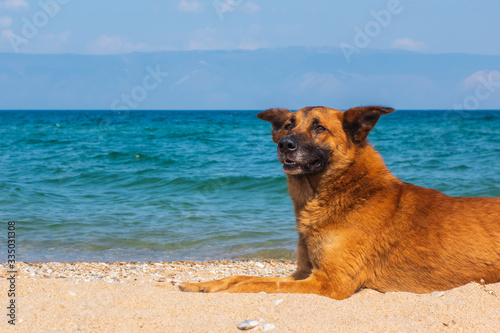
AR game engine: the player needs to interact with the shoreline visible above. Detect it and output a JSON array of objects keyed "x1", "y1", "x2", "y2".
[
  {"x1": 0, "y1": 260, "x2": 297, "y2": 283},
  {"x1": 1, "y1": 260, "x2": 499, "y2": 332}
]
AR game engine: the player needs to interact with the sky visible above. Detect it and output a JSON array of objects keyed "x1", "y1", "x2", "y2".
[
  {"x1": 1, "y1": 0, "x2": 500, "y2": 55},
  {"x1": 1, "y1": 0, "x2": 500, "y2": 110}
]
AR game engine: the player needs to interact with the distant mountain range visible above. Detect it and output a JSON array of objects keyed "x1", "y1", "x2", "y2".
[{"x1": 1, "y1": 47, "x2": 499, "y2": 110}]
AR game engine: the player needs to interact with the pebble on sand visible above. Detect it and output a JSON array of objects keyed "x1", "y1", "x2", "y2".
[
  {"x1": 273, "y1": 299, "x2": 283, "y2": 306},
  {"x1": 263, "y1": 323, "x2": 276, "y2": 331},
  {"x1": 431, "y1": 291, "x2": 445, "y2": 297},
  {"x1": 237, "y1": 320, "x2": 259, "y2": 330}
]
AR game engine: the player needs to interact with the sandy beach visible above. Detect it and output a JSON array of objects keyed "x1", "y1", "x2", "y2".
[{"x1": 1, "y1": 260, "x2": 499, "y2": 332}]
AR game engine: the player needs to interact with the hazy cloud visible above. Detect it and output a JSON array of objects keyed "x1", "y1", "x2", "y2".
[
  {"x1": 177, "y1": 0, "x2": 202, "y2": 13},
  {"x1": 186, "y1": 27, "x2": 264, "y2": 50},
  {"x1": 186, "y1": 27, "x2": 233, "y2": 50},
  {"x1": 44, "y1": 30, "x2": 71, "y2": 44},
  {"x1": 0, "y1": 29, "x2": 71, "y2": 53},
  {"x1": 33, "y1": 31, "x2": 71, "y2": 53},
  {"x1": 187, "y1": 38, "x2": 232, "y2": 50},
  {"x1": 0, "y1": 16, "x2": 13, "y2": 28},
  {"x1": 391, "y1": 38, "x2": 425, "y2": 51},
  {"x1": 296, "y1": 72, "x2": 342, "y2": 95},
  {"x1": 462, "y1": 70, "x2": 500, "y2": 89},
  {"x1": 1, "y1": 0, "x2": 29, "y2": 10},
  {"x1": 1, "y1": 28, "x2": 13, "y2": 38},
  {"x1": 245, "y1": 1, "x2": 260, "y2": 13},
  {"x1": 213, "y1": 0, "x2": 259, "y2": 18},
  {"x1": 87, "y1": 35, "x2": 149, "y2": 55}
]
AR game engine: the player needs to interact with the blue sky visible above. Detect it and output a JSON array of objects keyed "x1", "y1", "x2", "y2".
[
  {"x1": 1, "y1": 0, "x2": 500, "y2": 110},
  {"x1": 1, "y1": 0, "x2": 500, "y2": 55}
]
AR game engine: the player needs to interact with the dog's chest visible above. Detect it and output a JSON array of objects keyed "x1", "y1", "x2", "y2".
[
  {"x1": 297, "y1": 207, "x2": 333, "y2": 249},
  {"x1": 301, "y1": 223, "x2": 344, "y2": 267},
  {"x1": 295, "y1": 197, "x2": 338, "y2": 233}
]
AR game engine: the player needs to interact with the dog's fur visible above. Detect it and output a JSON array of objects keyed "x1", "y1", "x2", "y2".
[{"x1": 179, "y1": 106, "x2": 500, "y2": 300}]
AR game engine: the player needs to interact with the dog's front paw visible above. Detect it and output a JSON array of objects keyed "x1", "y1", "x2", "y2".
[{"x1": 178, "y1": 281, "x2": 210, "y2": 293}]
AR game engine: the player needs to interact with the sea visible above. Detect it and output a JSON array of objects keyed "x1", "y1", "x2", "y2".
[{"x1": 1, "y1": 110, "x2": 499, "y2": 263}]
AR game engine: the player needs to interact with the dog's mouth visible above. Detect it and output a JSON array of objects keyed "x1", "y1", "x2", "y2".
[{"x1": 283, "y1": 158, "x2": 322, "y2": 174}]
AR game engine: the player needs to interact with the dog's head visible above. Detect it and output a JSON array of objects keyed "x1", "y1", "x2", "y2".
[{"x1": 257, "y1": 106, "x2": 394, "y2": 176}]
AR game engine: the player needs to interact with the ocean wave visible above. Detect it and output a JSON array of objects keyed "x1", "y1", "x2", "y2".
[{"x1": 164, "y1": 175, "x2": 287, "y2": 193}]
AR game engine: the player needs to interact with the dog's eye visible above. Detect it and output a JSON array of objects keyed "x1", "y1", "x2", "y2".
[
  {"x1": 284, "y1": 123, "x2": 293, "y2": 131},
  {"x1": 315, "y1": 125, "x2": 327, "y2": 133}
]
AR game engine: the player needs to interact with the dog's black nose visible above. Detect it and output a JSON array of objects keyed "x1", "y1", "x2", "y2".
[{"x1": 278, "y1": 137, "x2": 297, "y2": 153}]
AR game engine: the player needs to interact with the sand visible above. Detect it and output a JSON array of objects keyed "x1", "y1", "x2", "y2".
[{"x1": 1, "y1": 261, "x2": 499, "y2": 332}]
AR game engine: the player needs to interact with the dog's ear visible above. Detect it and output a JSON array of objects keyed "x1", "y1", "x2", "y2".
[
  {"x1": 342, "y1": 106, "x2": 395, "y2": 143},
  {"x1": 257, "y1": 108, "x2": 291, "y2": 130},
  {"x1": 257, "y1": 108, "x2": 291, "y2": 143}
]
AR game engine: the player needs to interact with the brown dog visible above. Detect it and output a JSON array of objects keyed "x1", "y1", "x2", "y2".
[{"x1": 179, "y1": 106, "x2": 500, "y2": 299}]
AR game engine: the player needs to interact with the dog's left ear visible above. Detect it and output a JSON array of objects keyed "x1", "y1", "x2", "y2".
[{"x1": 342, "y1": 106, "x2": 395, "y2": 143}]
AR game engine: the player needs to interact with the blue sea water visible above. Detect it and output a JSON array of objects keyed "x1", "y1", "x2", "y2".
[{"x1": 1, "y1": 110, "x2": 499, "y2": 262}]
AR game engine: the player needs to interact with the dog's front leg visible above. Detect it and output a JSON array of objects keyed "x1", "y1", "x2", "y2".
[
  {"x1": 179, "y1": 275, "x2": 295, "y2": 293},
  {"x1": 223, "y1": 270, "x2": 348, "y2": 298},
  {"x1": 180, "y1": 238, "x2": 314, "y2": 293},
  {"x1": 292, "y1": 236, "x2": 313, "y2": 280}
]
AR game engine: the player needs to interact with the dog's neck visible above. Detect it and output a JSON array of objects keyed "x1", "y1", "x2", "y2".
[
  {"x1": 287, "y1": 173, "x2": 322, "y2": 215},
  {"x1": 287, "y1": 145, "x2": 396, "y2": 217}
]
